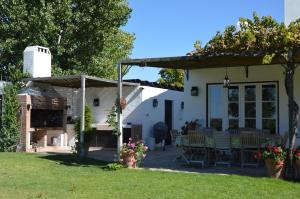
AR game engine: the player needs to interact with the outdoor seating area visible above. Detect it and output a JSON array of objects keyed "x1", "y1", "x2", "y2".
[{"x1": 176, "y1": 128, "x2": 288, "y2": 168}]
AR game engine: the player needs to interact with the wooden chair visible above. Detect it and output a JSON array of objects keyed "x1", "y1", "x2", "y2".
[
  {"x1": 170, "y1": 129, "x2": 182, "y2": 146},
  {"x1": 230, "y1": 133, "x2": 241, "y2": 165},
  {"x1": 180, "y1": 135, "x2": 190, "y2": 164},
  {"x1": 213, "y1": 131, "x2": 231, "y2": 167},
  {"x1": 240, "y1": 132, "x2": 261, "y2": 168},
  {"x1": 187, "y1": 131, "x2": 206, "y2": 167}
]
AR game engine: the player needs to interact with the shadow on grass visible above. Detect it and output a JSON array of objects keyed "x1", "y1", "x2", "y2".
[{"x1": 39, "y1": 153, "x2": 109, "y2": 168}]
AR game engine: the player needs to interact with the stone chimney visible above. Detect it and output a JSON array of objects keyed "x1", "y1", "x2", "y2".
[
  {"x1": 23, "y1": 46, "x2": 51, "y2": 78},
  {"x1": 284, "y1": 0, "x2": 300, "y2": 26}
]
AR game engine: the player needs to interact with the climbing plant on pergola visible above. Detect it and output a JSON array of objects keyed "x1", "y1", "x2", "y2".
[{"x1": 192, "y1": 12, "x2": 300, "y2": 177}]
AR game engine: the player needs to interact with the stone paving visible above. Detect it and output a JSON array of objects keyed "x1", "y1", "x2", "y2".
[{"x1": 87, "y1": 146, "x2": 268, "y2": 177}]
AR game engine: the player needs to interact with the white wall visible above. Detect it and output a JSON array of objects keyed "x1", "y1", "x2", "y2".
[
  {"x1": 124, "y1": 86, "x2": 184, "y2": 141},
  {"x1": 184, "y1": 65, "x2": 300, "y2": 145},
  {"x1": 54, "y1": 85, "x2": 184, "y2": 144},
  {"x1": 285, "y1": 0, "x2": 300, "y2": 25}
]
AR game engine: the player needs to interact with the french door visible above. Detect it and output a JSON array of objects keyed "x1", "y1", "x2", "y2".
[{"x1": 208, "y1": 82, "x2": 278, "y2": 134}]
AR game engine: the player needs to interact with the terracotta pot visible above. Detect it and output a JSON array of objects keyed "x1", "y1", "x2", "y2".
[
  {"x1": 295, "y1": 159, "x2": 300, "y2": 179},
  {"x1": 124, "y1": 155, "x2": 137, "y2": 168},
  {"x1": 296, "y1": 159, "x2": 300, "y2": 168},
  {"x1": 265, "y1": 158, "x2": 284, "y2": 178}
]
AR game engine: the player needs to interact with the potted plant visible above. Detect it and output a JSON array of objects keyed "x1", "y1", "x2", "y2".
[
  {"x1": 257, "y1": 145, "x2": 287, "y2": 178},
  {"x1": 120, "y1": 138, "x2": 148, "y2": 168},
  {"x1": 293, "y1": 147, "x2": 300, "y2": 178}
]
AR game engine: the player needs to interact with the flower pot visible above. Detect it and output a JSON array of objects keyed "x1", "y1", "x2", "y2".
[
  {"x1": 124, "y1": 155, "x2": 137, "y2": 168},
  {"x1": 296, "y1": 159, "x2": 300, "y2": 168},
  {"x1": 295, "y1": 159, "x2": 300, "y2": 179},
  {"x1": 265, "y1": 158, "x2": 284, "y2": 178}
]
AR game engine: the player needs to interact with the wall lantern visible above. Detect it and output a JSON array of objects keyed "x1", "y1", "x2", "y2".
[
  {"x1": 191, "y1": 87, "x2": 198, "y2": 96},
  {"x1": 93, "y1": 98, "x2": 100, "y2": 107},
  {"x1": 181, "y1": 101, "x2": 184, "y2": 109},
  {"x1": 152, "y1": 99, "x2": 158, "y2": 108},
  {"x1": 223, "y1": 67, "x2": 230, "y2": 88},
  {"x1": 27, "y1": 104, "x2": 31, "y2": 111}
]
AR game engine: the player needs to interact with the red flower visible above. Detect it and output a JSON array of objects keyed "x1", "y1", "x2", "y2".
[
  {"x1": 296, "y1": 152, "x2": 300, "y2": 157},
  {"x1": 273, "y1": 147, "x2": 279, "y2": 153},
  {"x1": 276, "y1": 161, "x2": 284, "y2": 166}
]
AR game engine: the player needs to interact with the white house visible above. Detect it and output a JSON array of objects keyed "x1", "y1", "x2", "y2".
[
  {"x1": 18, "y1": 46, "x2": 184, "y2": 152},
  {"x1": 119, "y1": 0, "x2": 300, "y2": 148}
]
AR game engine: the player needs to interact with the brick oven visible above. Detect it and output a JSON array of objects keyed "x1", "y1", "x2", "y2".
[{"x1": 18, "y1": 83, "x2": 67, "y2": 152}]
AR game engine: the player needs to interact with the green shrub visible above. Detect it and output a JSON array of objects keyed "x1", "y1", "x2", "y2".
[
  {"x1": 73, "y1": 105, "x2": 95, "y2": 155},
  {"x1": 105, "y1": 163, "x2": 125, "y2": 171}
]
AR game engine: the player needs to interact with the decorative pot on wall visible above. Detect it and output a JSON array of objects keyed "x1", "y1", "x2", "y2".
[{"x1": 191, "y1": 87, "x2": 198, "y2": 96}]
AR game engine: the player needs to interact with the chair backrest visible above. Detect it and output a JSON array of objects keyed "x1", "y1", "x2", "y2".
[
  {"x1": 131, "y1": 124, "x2": 142, "y2": 142},
  {"x1": 170, "y1": 129, "x2": 180, "y2": 141},
  {"x1": 199, "y1": 128, "x2": 215, "y2": 134},
  {"x1": 230, "y1": 134, "x2": 241, "y2": 148},
  {"x1": 241, "y1": 132, "x2": 261, "y2": 149},
  {"x1": 181, "y1": 135, "x2": 189, "y2": 146},
  {"x1": 213, "y1": 131, "x2": 231, "y2": 149},
  {"x1": 187, "y1": 131, "x2": 206, "y2": 147}
]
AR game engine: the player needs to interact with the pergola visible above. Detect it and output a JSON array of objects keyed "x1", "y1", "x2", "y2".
[
  {"x1": 26, "y1": 75, "x2": 139, "y2": 155},
  {"x1": 118, "y1": 53, "x2": 300, "y2": 162}
]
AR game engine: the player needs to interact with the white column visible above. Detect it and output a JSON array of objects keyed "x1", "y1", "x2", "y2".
[
  {"x1": 117, "y1": 63, "x2": 123, "y2": 156},
  {"x1": 80, "y1": 75, "x2": 86, "y2": 156},
  {"x1": 60, "y1": 133, "x2": 64, "y2": 147},
  {"x1": 285, "y1": 0, "x2": 300, "y2": 25}
]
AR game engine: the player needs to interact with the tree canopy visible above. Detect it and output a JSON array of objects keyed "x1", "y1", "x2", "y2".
[
  {"x1": 158, "y1": 68, "x2": 184, "y2": 89},
  {"x1": 0, "y1": 0, "x2": 134, "y2": 80}
]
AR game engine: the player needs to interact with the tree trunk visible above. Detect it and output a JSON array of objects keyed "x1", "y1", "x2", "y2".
[{"x1": 285, "y1": 59, "x2": 299, "y2": 179}]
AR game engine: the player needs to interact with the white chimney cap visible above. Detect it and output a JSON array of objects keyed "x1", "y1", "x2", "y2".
[{"x1": 23, "y1": 46, "x2": 52, "y2": 78}]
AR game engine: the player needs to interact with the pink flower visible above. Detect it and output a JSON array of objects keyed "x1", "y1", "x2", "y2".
[{"x1": 142, "y1": 154, "x2": 146, "y2": 158}]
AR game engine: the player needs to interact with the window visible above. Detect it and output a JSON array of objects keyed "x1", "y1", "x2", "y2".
[
  {"x1": 262, "y1": 85, "x2": 277, "y2": 134},
  {"x1": 208, "y1": 85, "x2": 223, "y2": 131},
  {"x1": 228, "y1": 86, "x2": 239, "y2": 129},
  {"x1": 207, "y1": 82, "x2": 278, "y2": 133},
  {"x1": 245, "y1": 85, "x2": 256, "y2": 129}
]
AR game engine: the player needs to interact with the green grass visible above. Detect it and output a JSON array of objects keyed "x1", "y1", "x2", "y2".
[{"x1": 0, "y1": 153, "x2": 299, "y2": 199}]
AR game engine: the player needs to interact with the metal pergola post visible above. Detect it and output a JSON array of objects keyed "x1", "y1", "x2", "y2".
[
  {"x1": 80, "y1": 75, "x2": 86, "y2": 157},
  {"x1": 117, "y1": 62, "x2": 123, "y2": 156}
]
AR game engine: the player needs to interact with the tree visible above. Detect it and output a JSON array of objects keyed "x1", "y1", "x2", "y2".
[
  {"x1": 0, "y1": 0, "x2": 134, "y2": 80},
  {"x1": 158, "y1": 68, "x2": 184, "y2": 89},
  {"x1": 192, "y1": 12, "x2": 300, "y2": 178},
  {"x1": 0, "y1": 67, "x2": 28, "y2": 152}
]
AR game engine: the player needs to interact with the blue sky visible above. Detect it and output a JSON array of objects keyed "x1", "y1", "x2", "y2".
[{"x1": 123, "y1": 0, "x2": 283, "y2": 81}]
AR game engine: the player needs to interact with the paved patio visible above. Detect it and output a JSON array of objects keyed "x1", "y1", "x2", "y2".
[{"x1": 87, "y1": 146, "x2": 268, "y2": 177}]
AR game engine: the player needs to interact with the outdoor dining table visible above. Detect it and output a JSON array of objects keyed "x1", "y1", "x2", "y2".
[{"x1": 178, "y1": 130, "x2": 286, "y2": 167}]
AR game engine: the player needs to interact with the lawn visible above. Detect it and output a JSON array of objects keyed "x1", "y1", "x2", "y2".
[{"x1": 0, "y1": 153, "x2": 299, "y2": 199}]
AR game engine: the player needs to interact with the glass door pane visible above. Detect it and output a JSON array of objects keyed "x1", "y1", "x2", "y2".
[
  {"x1": 245, "y1": 85, "x2": 256, "y2": 128},
  {"x1": 208, "y1": 85, "x2": 223, "y2": 131},
  {"x1": 262, "y1": 84, "x2": 277, "y2": 134},
  {"x1": 228, "y1": 86, "x2": 239, "y2": 129}
]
